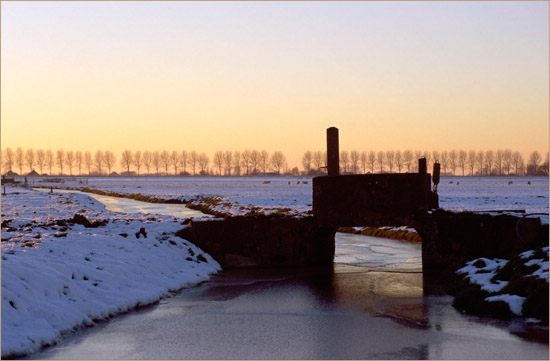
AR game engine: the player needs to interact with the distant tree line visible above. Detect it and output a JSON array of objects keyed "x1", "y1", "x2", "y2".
[
  {"x1": 301, "y1": 149, "x2": 549, "y2": 177},
  {"x1": 1, "y1": 148, "x2": 289, "y2": 177},
  {"x1": 2, "y1": 147, "x2": 548, "y2": 177}
]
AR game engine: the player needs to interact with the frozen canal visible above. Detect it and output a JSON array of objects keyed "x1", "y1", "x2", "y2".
[{"x1": 26, "y1": 234, "x2": 548, "y2": 360}]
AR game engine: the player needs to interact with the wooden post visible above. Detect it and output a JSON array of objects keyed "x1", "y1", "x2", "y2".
[
  {"x1": 418, "y1": 157, "x2": 427, "y2": 174},
  {"x1": 327, "y1": 127, "x2": 339, "y2": 176},
  {"x1": 432, "y1": 162, "x2": 440, "y2": 190}
]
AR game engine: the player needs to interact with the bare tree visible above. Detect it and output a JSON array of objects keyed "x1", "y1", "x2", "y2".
[
  {"x1": 259, "y1": 150, "x2": 269, "y2": 173},
  {"x1": 512, "y1": 151, "x2": 522, "y2": 176},
  {"x1": 152, "y1": 151, "x2": 161, "y2": 175},
  {"x1": 495, "y1": 150, "x2": 503, "y2": 176},
  {"x1": 403, "y1": 150, "x2": 413, "y2": 172},
  {"x1": 104, "y1": 151, "x2": 116, "y2": 175},
  {"x1": 84, "y1": 152, "x2": 92, "y2": 175},
  {"x1": 475, "y1": 151, "x2": 484, "y2": 176},
  {"x1": 385, "y1": 150, "x2": 395, "y2": 173},
  {"x1": 160, "y1": 150, "x2": 170, "y2": 175},
  {"x1": 65, "y1": 150, "x2": 75, "y2": 175},
  {"x1": 340, "y1": 151, "x2": 350, "y2": 173},
  {"x1": 142, "y1": 151, "x2": 152, "y2": 175},
  {"x1": 170, "y1": 150, "x2": 180, "y2": 175},
  {"x1": 180, "y1": 150, "x2": 188, "y2": 174},
  {"x1": 376, "y1": 151, "x2": 385, "y2": 173},
  {"x1": 432, "y1": 150, "x2": 440, "y2": 164},
  {"x1": 120, "y1": 150, "x2": 133, "y2": 175},
  {"x1": 502, "y1": 149, "x2": 512, "y2": 175},
  {"x1": 223, "y1": 151, "x2": 233, "y2": 176},
  {"x1": 423, "y1": 151, "x2": 432, "y2": 170},
  {"x1": 198, "y1": 153, "x2": 209, "y2": 175},
  {"x1": 528, "y1": 150, "x2": 541, "y2": 175},
  {"x1": 189, "y1": 151, "x2": 198, "y2": 175},
  {"x1": 250, "y1": 150, "x2": 260, "y2": 174},
  {"x1": 350, "y1": 150, "x2": 360, "y2": 174},
  {"x1": 542, "y1": 152, "x2": 550, "y2": 175},
  {"x1": 467, "y1": 150, "x2": 476, "y2": 176},
  {"x1": 133, "y1": 150, "x2": 142, "y2": 176},
  {"x1": 45, "y1": 150, "x2": 54, "y2": 175},
  {"x1": 395, "y1": 150, "x2": 403, "y2": 173},
  {"x1": 3, "y1": 147, "x2": 14, "y2": 173},
  {"x1": 359, "y1": 151, "x2": 367, "y2": 174},
  {"x1": 94, "y1": 150, "x2": 104, "y2": 175},
  {"x1": 270, "y1": 151, "x2": 286, "y2": 174},
  {"x1": 312, "y1": 151, "x2": 324, "y2": 172},
  {"x1": 518, "y1": 157, "x2": 526, "y2": 176},
  {"x1": 25, "y1": 148, "x2": 35, "y2": 174},
  {"x1": 36, "y1": 149, "x2": 46, "y2": 175},
  {"x1": 440, "y1": 150, "x2": 448, "y2": 175},
  {"x1": 367, "y1": 151, "x2": 376, "y2": 173},
  {"x1": 56, "y1": 149, "x2": 65, "y2": 175},
  {"x1": 485, "y1": 150, "x2": 494, "y2": 176},
  {"x1": 15, "y1": 147, "x2": 24, "y2": 175},
  {"x1": 213, "y1": 151, "x2": 224, "y2": 176},
  {"x1": 448, "y1": 150, "x2": 457, "y2": 176},
  {"x1": 458, "y1": 150, "x2": 467, "y2": 176},
  {"x1": 75, "y1": 151, "x2": 83, "y2": 176},
  {"x1": 233, "y1": 151, "x2": 241, "y2": 176},
  {"x1": 241, "y1": 150, "x2": 251, "y2": 175},
  {"x1": 302, "y1": 151, "x2": 313, "y2": 174}
]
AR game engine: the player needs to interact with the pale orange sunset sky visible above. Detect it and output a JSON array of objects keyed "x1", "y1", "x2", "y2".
[{"x1": 1, "y1": 1, "x2": 549, "y2": 168}]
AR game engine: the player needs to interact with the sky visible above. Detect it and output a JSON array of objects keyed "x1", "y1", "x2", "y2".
[{"x1": 1, "y1": 1, "x2": 549, "y2": 168}]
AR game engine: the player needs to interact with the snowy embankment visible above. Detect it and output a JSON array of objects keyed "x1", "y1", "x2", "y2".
[{"x1": 1, "y1": 187, "x2": 220, "y2": 358}]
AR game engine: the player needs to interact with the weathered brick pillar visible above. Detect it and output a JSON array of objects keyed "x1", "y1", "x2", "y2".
[{"x1": 327, "y1": 127, "x2": 339, "y2": 176}]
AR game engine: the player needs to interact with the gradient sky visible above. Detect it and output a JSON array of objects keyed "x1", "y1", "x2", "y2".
[{"x1": 2, "y1": 1, "x2": 549, "y2": 168}]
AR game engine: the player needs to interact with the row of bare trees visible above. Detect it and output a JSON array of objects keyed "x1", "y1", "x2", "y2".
[
  {"x1": 2, "y1": 148, "x2": 288, "y2": 177},
  {"x1": 2, "y1": 147, "x2": 548, "y2": 177},
  {"x1": 302, "y1": 149, "x2": 549, "y2": 176}
]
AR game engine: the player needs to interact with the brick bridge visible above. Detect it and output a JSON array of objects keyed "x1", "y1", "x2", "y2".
[{"x1": 179, "y1": 128, "x2": 546, "y2": 275}]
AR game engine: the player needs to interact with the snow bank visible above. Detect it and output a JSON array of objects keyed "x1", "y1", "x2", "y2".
[
  {"x1": 1, "y1": 188, "x2": 220, "y2": 358},
  {"x1": 456, "y1": 247, "x2": 549, "y2": 318}
]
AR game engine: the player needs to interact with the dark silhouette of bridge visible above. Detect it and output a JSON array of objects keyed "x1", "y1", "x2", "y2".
[{"x1": 179, "y1": 128, "x2": 546, "y2": 276}]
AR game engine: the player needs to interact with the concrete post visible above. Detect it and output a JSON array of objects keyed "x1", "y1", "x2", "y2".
[{"x1": 327, "y1": 127, "x2": 339, "y2": 176}]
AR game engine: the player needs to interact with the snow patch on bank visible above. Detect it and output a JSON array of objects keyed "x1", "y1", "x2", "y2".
[
  {"x1": 457, "y1": 258, "x2": 509, "y2": 293},
  {"x1": 456, "y1": 248, "x2": 549, "y2": 318},
  {"x1": 486, "y1": 294, "x2": 526, "y2": 316},
  {"x1": 1, "y1": 188, "x2": 220, "y2": 358}
]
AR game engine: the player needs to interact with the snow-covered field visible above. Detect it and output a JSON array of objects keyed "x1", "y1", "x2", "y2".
[
  {"x1": 1, "y1": 176, "x2": 548, "y2": 357},
  {"x1": 27, "y1": 175, "x2": 550, "y2": 222},
  {"x1": 438, "y1": 177, "x2": 549, "y2": 224},
  {"x1": 67, "y1": 176, "x2": 313, "y2": 217},
  {"x1": 1, "y1": 188, "x2": 220, "y2": 358}
]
